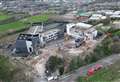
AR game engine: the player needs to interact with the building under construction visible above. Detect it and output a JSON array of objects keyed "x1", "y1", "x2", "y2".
[{"x1": 14, "y1": 22, "x2": 66, "y2": 56}]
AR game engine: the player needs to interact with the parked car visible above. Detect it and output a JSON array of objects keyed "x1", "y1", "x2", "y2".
[
  {"x1": 87, "y1": 64, "x2": 103, "y2": 76},
  {"x1": 87, "y1": 68, "x2": 95, "y2": 76},
  {"x1": 94, "y1": 64, "x2": 103, "y2": 71},
  {"x1": 47, "y1": 76, "x2": 54, "y2": 81},
  {"x1": 47, "y1": 76, "x2": 58, "y2": 81}
]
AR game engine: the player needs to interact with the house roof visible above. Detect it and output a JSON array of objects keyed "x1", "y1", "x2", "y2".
[
  {"x1": 77, "y1": 12, "x2": 92, "y2": 17},
  {"x1": 110, "y1": 15, "x2": 120, "y2": 18},
  {"x1": 76, "y1": 22, "x2": 93, "y2": 29},
  {"x1": 114, "y1": 11, "x2": 120, "y2": 15},
  {"x1": 89, "y1": 14, "x2": 107, "y2": 20},
  {"x1": 97, "y1": 10, "x2": 114, "y2": 15}
]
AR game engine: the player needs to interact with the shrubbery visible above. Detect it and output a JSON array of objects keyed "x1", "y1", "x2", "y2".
[
  {"x1": 68, "y1": 37, "x2": 113, "y2": 72},
  {"x1": 68, "y1": 57, "x2": 84, "y2": 72},
  {"x1": 45, "y1": 56, "x2": 64, "y2": 75},
  {"x1": 0, "y1": 55, "x2": 15, "y2": 82},
  {"x1": 111, "y1": 42, "x2": 120, "y2": 54}
]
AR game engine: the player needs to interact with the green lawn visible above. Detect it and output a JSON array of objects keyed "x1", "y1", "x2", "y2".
[
  {"x1": 23, "y1": 14, "x2": 50, "y2": 23},
  {"x1": 77, "y1": 61, "x2": 120, "y2": 82},
  {"x1": 0, "y1": 12, "x2": 10, "y2": 21},
  {"x1": 0, "y1": 21, "x2": 28, "y2": 33},
  {"x1": 112, "y1": 30, "x2": 120, "y2": 36},
  {"x1": 0, "y1": 13, "x2": 51, "y2": 34}
]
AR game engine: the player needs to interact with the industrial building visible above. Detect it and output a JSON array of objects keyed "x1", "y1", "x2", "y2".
[
  {"x1": 66, "y1": 22, "x2": 98, "y2": 48},
  {"x1": 43, "y1": 29, "x2": 64, "y2": 42},
  {"x1": 14, "y1": 22, "x2": 65, "y2": 55},
  {"x1": 15, "y1": 34, "x2": 40, "y2": 56}
]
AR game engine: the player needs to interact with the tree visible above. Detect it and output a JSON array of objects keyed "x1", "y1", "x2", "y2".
[{"x1": 45, "y1": 56, "x2": 64, "y2": 74}]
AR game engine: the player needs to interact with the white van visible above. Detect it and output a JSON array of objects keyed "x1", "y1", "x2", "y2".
[
  {"x1": 47, "y1": 76, "x2": 54, "y2": 81},
  {"x1": 47, "y1": 76, "x2": 58, "y2": 81}
]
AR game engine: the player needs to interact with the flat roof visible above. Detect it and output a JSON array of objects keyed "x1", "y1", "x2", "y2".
[
  {"x1": 76, "y1": 22, "x2": 93, "y2": 29},
  {"x1": 42, "y1": 29, "x2": 60, "y2": 36},
  {"x1": 17, "y1": 34, "x2": 39, "y2": 40}
]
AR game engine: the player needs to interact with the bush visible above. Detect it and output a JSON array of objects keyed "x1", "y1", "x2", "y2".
[
  {"x1": 68, "y1": 56, "x2": 84, "y2": 72},
  {"x1": 84, "y1": 37, "x2": 113, "y2": 64},
  {"x1": 102, "y1": 16, "x2": 111, "y2": 25},
  {"x1": 0, "y1": 55, "x2": 15, "y2": 82},
  {"x1": 111, "y1": 42, "x2": 120, "y2": 54},
  {"x1": 84, "y1": 53, "x2": 99, "y2": 64},
  {"x1": 67, "y1": 36, "x2": 117, "y2": 73}
]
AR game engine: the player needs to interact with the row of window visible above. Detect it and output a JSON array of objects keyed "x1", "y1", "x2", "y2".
[{"x1": 45, "y1": 32, "x2": 59, "y2": 42}]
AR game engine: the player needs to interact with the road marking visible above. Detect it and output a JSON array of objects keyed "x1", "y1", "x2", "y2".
[{"x1": 33, "y1": 26, "x2": 39, "y2": 34}]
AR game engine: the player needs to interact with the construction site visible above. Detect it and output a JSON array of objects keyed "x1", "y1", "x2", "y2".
[
  {"x1": 1, "y1": 0, "x2": 120, "y2": 82},
  {"x1": 0, "y1": 8, "x2": 116, "y2": 82},
  {"x1": 10, "y1": 19, "x2": 105, "y2": 81}
]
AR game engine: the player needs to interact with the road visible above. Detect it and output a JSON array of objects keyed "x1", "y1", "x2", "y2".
[{"x1": 49, "y1": 54, "x2": 120, "y2": 82}]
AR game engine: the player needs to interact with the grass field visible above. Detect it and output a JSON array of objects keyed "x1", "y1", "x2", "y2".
[
  {"x1": 23, "y1": 14, "x2": 50, "y2": 23},
  {"x1": 0, "y1": 13, "x2": 52, "y2": 35},
  {"x1": 0, "y1": 21, "x2": 28, "y2": 33},
  {"x1": 0, "y1": 12, "x2": 10, "y2": 21},
  {"x1": 77, "y1": 60, "x2": 120, "y2": 82}
]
